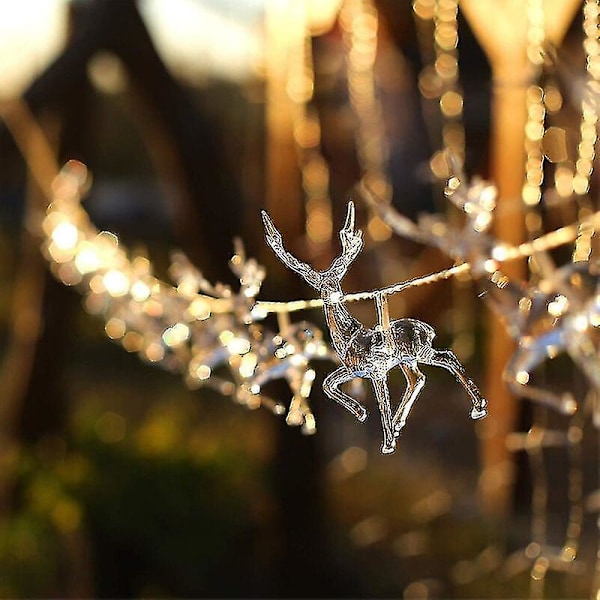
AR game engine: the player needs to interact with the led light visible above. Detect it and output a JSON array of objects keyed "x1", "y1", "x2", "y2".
[
  {"x1": 131, "y1": 280, "x2": 151, "y2": 302},
  {"x1": 74, "y1": 242, "x2": 101, "y2": 274},
  {"x1": 105, "y1": 317, "x2": 126, "y2": 339},
  {"x1": 547, "y1": 295, "x2": 569, "y2": 317},
  {"x1": 162, "y1": 323, "x2": 190, "y2": 348},
  {"x1": 219, "y1": 330, "x2": 234, "y2": 346},
  {"x1": 145, "y1": 341, "x2": 165, "y2": 362},
  {"x1": 572, "y1": 314, "x2": 589, "y2": 332},
  {"x1": 227, "y1": 337, "x2": 251, "y2": 356},
  {"x1": 239, "y1": 352, "x2": 258, "y2": 378},
  {"x1": 103, "y1": 270, "x2": 129, "y2": 297},
  {"x1": 190, "y1": 362, "x2": 211, "y2": 381},
  {"x1": 51, "y1": 221, "x2": 79, "y2": 250},
  {"x1": 491, "y1": 244, "x2": 510, "y2": 262}
]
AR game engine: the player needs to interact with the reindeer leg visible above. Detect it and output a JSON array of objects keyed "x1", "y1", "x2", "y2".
[
  {"x1": 323, "y1": 366, "x2": 367, "y2": 422},
  {"x1": 505, "y1": 331, "x2": 576, "y2": 415},
  {"x1": 286, "y1": 368, "x2": 317, "y2": 434},
  {"x1": 393, "y1": 362, "x2": 426, "y2": 434},
  {"x1": 423, "y1": 349, "x2": 487, "y2": 419},
  {"x1": 371, "y1": 376, "x2": 396, "y2": 454}
]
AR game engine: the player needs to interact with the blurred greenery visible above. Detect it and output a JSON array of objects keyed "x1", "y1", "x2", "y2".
[{"x1": 1, "y1": 376, "x2": 276, "y2": 598}]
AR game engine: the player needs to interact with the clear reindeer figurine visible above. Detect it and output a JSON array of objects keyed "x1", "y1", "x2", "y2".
[{"x1": 262, "y1": 201, "x2": 487, "y2": 454}]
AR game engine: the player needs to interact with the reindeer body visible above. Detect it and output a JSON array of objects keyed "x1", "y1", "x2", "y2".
[
  {"x1": 263, "y1": 202, "x2": 487, "y2": 454},
  {"x1": 346, "y1": 319, "x2": 436, "y2": 375},
  {"x1": 323, "y1": 291, "x2": 435, "y2": 375}
]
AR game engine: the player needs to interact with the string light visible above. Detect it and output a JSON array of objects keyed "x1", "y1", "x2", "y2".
[
  {"x1": 413, "y1": 0, "x2": 464, "y2": 177},
  {"x1": 285, "y1": 1, "x2": 334, "y2": 246},
  {"x1": 571, "y1": 0, "x2": 600, "y2": 262},
  {"x1": 505, "y1": 2, "x2": 600, "y2": 594},
  {"x1": 365, "y1": 0, "x2": 600, "y2": 585},
  {"x1": 263, "y1": 201, "x2": 487, "y2": 454},
  {"x1": 42, "y1": 160, "x2": 339, "y2": 434},
  {"x1": 340, "y1": 0, "x2": 393, "y2": 241},
  {"x1": 412, "y1": 0, "x2": 475, "y2": 362},
  {"x1": 43, "y1": 156, "x2": 600, "y2": 455}
]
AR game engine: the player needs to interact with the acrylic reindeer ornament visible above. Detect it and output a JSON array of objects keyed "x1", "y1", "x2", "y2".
[
  {"x1": 262, "y1": 201, "x2": 487, "y2": 454},
  {"x1": 43, "y1": 162, "x2": 339, "y2": 429},
  {"x1": 241, "y1": 314, "x2": 339, "y2": 434},
  {"x1": 363, "y1": 172, "x2": 600, "y2": 417}
]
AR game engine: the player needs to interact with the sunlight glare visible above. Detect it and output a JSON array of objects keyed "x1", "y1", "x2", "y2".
[{"x1": 0, "y1": 0, "x2": 67, "y2": 99}]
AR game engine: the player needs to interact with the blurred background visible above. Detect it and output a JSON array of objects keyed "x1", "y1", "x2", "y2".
[{"x1": 0, "y1": 0, "x2": 598, "y2": 597}]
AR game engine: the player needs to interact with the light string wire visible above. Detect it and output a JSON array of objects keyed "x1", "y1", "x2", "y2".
[
  {"x1": 431, "y1": 0, "x2": 464, "y2": 172},
  {"x1": 0, "y1": 98, "x2": 334, "y2": 432},
  {"x1": 564, "y1": 4, "x2": 600, "y2": 598}
]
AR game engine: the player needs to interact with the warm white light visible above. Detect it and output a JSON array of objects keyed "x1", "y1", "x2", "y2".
[
  {"x1": 572, "y1": 314, "x2": 589, "y2": 332},
  {"x1": 105, "y1": 317, "x2": 126, "y2": 340},
  {"x1": 250, "y1": 304, "x2": 268, "y2": 320},
  {"x1": 189, "y1": 361, "x2": 211, "y2": 381},
  {"x1": 187, "y1": 297, "x2": 211, "y2": 320},
  {"x1": 162, "y1": 322, "x2": 190, "y2": 348},
  {"x1": 74, "y1": 242, "x2": 101, "y2": 274},
  {"x1": 290, "y1": 354, "x2": 306, "y2": 367},
  {"x1": 227, "y1": 336, "x2": 251, "y2": 356},
  {"x1": 131, "y1": 280, "x2": 151, "y2": 302},
  {"x1": 491, "y1": 245, "x2": 509, "y2": 262},
  {"x1": 51, "y1": 221, "x2": 78, "y2": 250},
  {"x1": 218, "y1": 330, "x2": 235, "y2": 346},
  {"x1": 479, "y1": 185, "x2": 497, "y2": 210},
  {"x1": 145, "y1": 341, "x2": 165, "y2": 362},
  {"x1": 547, "y1": 295, "x2": 569, "y2": 317},
  {"x1": 103, "y1": 270, "x2": 129, "y2": 297},
  {"x1": 239, "y1": 352, "x2": 258, "y2": 378}
]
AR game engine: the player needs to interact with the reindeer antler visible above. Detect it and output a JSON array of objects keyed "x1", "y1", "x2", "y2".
[
  {"x1": 327, "y1": 201, "x2": 364, "y2": 279},
  {"x1": 339, "y1": 201, "x2": 364, "y2": 256},
  {"x1": 261, "y1": 210, "x2": 321, "y2": 288}
]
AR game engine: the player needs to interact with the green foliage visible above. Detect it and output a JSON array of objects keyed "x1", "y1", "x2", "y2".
[{"x1": 0, "y1": 392, "x2": 271, "y2": 598}]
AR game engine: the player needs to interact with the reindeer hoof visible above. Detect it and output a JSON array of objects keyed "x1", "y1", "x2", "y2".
[
  {"x1": 394, "y1": 420, "x2": 406, "y2": 433},
  {"x1": 381, "y1": 441, "x2": 396, "y2": 455},
  {"x1": 470, "y1": 405, "x2": 487, "y2": 420}
]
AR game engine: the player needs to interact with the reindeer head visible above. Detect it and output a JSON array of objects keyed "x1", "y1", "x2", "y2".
[{"x1": 262, "y1": 201, "x2": 364, "y2": 296}]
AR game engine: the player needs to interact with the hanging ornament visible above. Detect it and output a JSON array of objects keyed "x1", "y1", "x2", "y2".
[
  {"x1": 41, "y1": 160, "x2": 338, "y2": 433},
  {"x1": 262, "y1": 200, "x2": 487, "y2": 454}
]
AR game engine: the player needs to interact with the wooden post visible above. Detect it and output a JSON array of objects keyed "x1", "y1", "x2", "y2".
[{"x1": 460, "y1": 0, "x2": 580, "y2": 517}]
